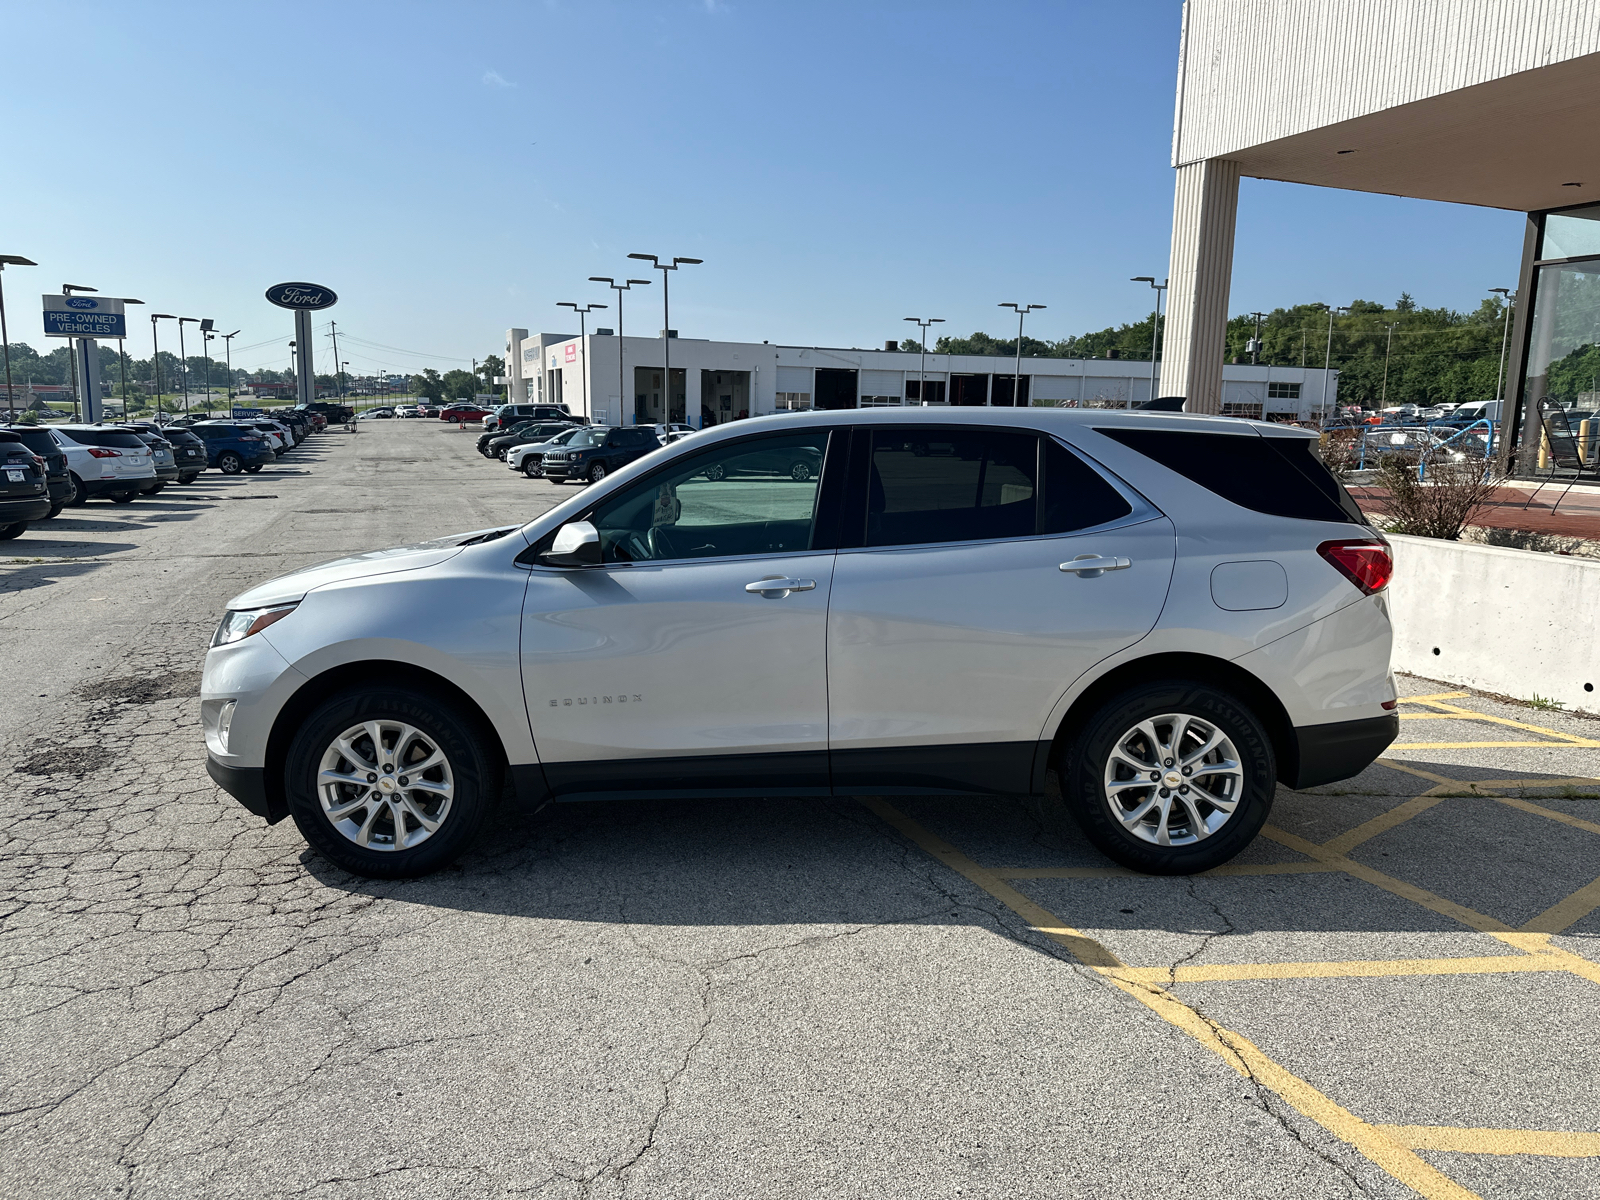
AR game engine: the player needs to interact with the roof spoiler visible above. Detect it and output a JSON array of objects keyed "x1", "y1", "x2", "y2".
[{"x1": 1134, "y1": 396, "x2": 1187, "y2": 412}]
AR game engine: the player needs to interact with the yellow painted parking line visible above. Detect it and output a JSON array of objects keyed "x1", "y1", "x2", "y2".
[
  {"x1": 1389, "y1": 741, "x2": 1588, "y2": 750},
  {"x1": 1322, "y1": 793, "x2": 1451, "y2": 856},
  {"x1": 1375, "y1": 758, "x2": 1462, "y2": 787},
  {"x1": 1495, "y1": 794, "x2": 1600, "y2": 836},
  {"x1": 1399, "y1": 692, "x2": 1471, "y2": 704},
  {"x1": 1415, "y1": 702, "x2": 1600, "y2": 746},
  {"x1": 1398, "y1": 713, "x2": 1492, "y2": 721},
  {"x1": 1105, "y1": 955, "x2": 1567, "y2": 985},
  {"x1": 1522, "y1": 875, "x2": 1600, "y2": 935},
  {"x1": 994, "y1": 862, "x2": 1342, "y2": 879},
  {"x1": 859, "y1": 797, "x2": 1121, "y2": 968},
  {"x1": 867, "y1": 799, "x2": 1487, "y2": 1200},
  {"x1": 1374, "y1": 1125, "x2": 1600, "y2": 1157}
]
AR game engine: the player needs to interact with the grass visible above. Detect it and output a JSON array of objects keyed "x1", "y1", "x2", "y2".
[{"x1": 1526, "y1": 694, "x2": 1568, "y2": 711}]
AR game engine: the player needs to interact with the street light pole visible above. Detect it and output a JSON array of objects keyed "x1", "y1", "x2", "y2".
[
  {"x1": 1318, "y1": 304, "x2": 1348, "y2": 423},
  {"x1": 151, "y1": 314, "x2": 175, "y2": 415},
  {"x1": 1490, "y1": 287, "x2": 1514, "y2": 409},
  {"x1": 201, "y1": 328, "x2": 215, "y2": 414},
  {"x1": 903, "y1": 316, "x2": 945, "y2": 406},
  {"x1": 0, "y1": 254, "x2": 37, "y2": 424},
  {"x1": 221, "y1": 330, "x2": 240, "y2": 400},
  {"x1": 114, "y1": 298, "x2": 144, "y2": 418},
  {"x1": 629, "y1": 253, "x2": 702, "y2": 425},
  {"x1": 1381, "y1": 321, "x2": 1397, "y2": 408},
  {"x1": 998, "y1": 303, "x2": 1045, "y2": 406},
  {"x1": 591, "y1": 277, "x2": 652, "y2": 425},
  {"x1": 177, "y1": 318, "x2": 198, "y2": 417},
  {"x1": 558, "y1": 301, "x2": 608, "y2": 419},
  {"x1": 1131, "y1": 277, "x2": 1167, "y2": 403}
]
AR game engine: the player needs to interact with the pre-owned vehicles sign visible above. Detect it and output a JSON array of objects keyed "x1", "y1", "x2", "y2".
[{"x1": 42, "y1": 295, "x2": 126, "y2": 338}]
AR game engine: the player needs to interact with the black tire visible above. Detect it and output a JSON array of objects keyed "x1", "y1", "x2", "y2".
[
  {"x1": 66, "y1": 473, "x2": 87, "y2": 507},
  {"x1": 790, "y1": 461, "x2": 813, "y2": 482},
  {"x1": 0, "y1": 522, "x2": 25, "y2": 540},
  {"x1": 587, "y1": 460, "x2": 608, "y2": 483},
  {"x1": 1050, "y1": 680, "x2": 1275, "y2": 875},
  {"x1": 284, "y1": 686, "x2": 502, "y2": 878},
  {"x1": 245, "y1": 464, "x2": 264, "y2": 474},
  {"x1": 178, "y1": 473, "x2": 199, "y2": 484},
  {"x1": 46, "y1": 504, "x2": 62, "y2": 519},
  {"x1": 111, "y1": 491, "x2": 137, "y2": 504},
  {"x1": 703, "y1": 462, "x2": 727, "y2": 482},
  {"x1": 218, "y1": 452, "x2": 242, "y2": 474},
  {"x1": 141, "y1": 481, "x2": 165, "y2": 494},
  {"x1": 522, "y1": 458, "x2": 541, "y2": 478}
]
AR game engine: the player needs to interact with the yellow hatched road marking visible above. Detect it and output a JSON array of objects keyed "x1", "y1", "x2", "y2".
[
  {"x1": 1105, "y1": 955, "x2": 1568, "y2": 984},
  {"x1": 1398, "y1": 692, "x2": 1471, "y2": 704},
  {"x1": 1415, "y1": 701, "x2": 1600, "y2": 745},
  {"x1": 1375, "y1": 758, "x2": 1460, "y2": 786},
  {"x1": 1522, "y1": 875, "x2": 1600, "y2": 935},
  {"x1": 865, "y1": 798, "x2": 1487, "y2": 1200},
  {"x1": 994, "y1": 862, "x2": 1343, "y2": 880},
  {"x1": 1496, "y1": 794, "x2": 1600, "y2": 836},
  {"x1": 1374, "y1": 1125, "x2": 1600, "y2": 1157},
  {"x1": 1389, "y1": 741, "x2": 1594, "y2": 750},
  {"x1": 1322, "y1": 793, "x2": 1451, "y2": 855}
]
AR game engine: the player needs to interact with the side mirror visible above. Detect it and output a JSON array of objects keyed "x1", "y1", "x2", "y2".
[{"x1": 542, "y1": 519, "x2": 601, "y2": 568}]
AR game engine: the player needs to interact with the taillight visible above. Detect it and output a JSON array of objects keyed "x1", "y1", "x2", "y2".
[
  {"x1": 1319, "y1": 538, "x2": 1393, "y2": 595},
  {"x1": 87, "y1": 447, "x2": 123, "y2": 459}
]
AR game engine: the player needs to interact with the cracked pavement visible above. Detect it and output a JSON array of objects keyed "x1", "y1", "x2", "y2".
[{"x1": 4, "y1": 421, "x2": 1598, "y2": 1198}]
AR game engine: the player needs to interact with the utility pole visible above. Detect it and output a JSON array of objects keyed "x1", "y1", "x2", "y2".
[
  {"x1": 999, "y1": 302, "x2": 1046, "y2": 406},
  {"x1": 903, "y1": 316, "x2": 946, "y2": 406},
  {"x1": 1381, "y1": 321, "x2": 1398, "y2": 407},
  {"x1": 329, "y1": 321, "x2": 343, "y2": 401},
  {"x1": 1248, "y1": 312, "x2": 1266, "y2": 365},
  {"x1": 221, "y1": 330, "x2": 240, "y2": 400},
  {"x1": 0, "y1": 255, "x2": 37, "y2": 425}
]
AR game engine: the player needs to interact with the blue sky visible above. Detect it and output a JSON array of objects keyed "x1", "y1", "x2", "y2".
[{"x1": 1, "y1": 0, "x2": 1524, "y2": 377}]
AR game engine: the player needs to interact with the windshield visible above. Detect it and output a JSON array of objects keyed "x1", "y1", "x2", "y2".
[{"x1": 568, "y1": 429, "x2": 606, "y2": 448}]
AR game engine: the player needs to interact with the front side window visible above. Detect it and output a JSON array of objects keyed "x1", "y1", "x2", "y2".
[
  {"x1": 588, "y1": 432, "x2": 830, "y2": 564},
  {"x1": 866, "y1": 430, "x2": 1037, "y2": 546}
]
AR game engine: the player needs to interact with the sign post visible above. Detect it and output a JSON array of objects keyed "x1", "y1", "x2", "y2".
[
  {"x1": 264, "y1": 282, "x2": 338, "y2": 409},
  {"x1": 43, "y1": 295, "x2": 125, "y2": 423}
]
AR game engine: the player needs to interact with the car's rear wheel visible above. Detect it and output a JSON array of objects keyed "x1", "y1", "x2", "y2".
[
  {"x1": 46, "y1": 503, "x2": 62, "y2": 519},
  {"x1": 245, "y1": 464, "x2": 264, "y2": 474},
  {"x1": 111, "y1": 491, "x2": 137, "y2": 504},
  {"x1": 66, "y1": 473, "x2": 87, "y2": 507},
  {"x1": 284, "y1": 687, "x2": 501, "y2": 878},
  {"x1": 790, "y1": 461, "x2": 814, "y2": 482},
  {"x1": 702, "y1": 462, "x2": 727, "y2": 481},
  {"x1": 0, "y1": 522, "x2": 25, "y2": 540},
  {"x1": 218, "y1": 452, "x2": 242, "y2": 474},
  {"x1": 1048, "y1": 680, "x2": 1275, "y2": 875}
]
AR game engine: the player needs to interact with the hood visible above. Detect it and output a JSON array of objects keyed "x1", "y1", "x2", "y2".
[{"x1": 224, "y1": 524, "x2": 523, "y2": 609}]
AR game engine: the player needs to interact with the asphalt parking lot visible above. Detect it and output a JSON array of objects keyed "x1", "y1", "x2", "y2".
[{"x1": 3, "y1": 419, "x2": 1599, "y2": 1199}]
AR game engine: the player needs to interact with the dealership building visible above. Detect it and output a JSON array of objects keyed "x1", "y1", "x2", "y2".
[
  {"x1": 1160, "y1": 0, "x2": 1600, "y2": 468},
  {"x1": 503, "y1": 327, "x2": 1337, "y2": 428}
]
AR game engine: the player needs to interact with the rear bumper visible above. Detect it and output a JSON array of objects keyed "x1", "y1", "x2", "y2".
[
  {"x1": 1286, "y1": 713, "x2": 1399, "y2": 789},
  {"x1": 0, "y1": 495, "x2": 52, "y2": 523},
  {"x1": 207, "y1": 755, "x2": 288, "y2": 824},
  {"x1": 82, "y1": 476, "x2": 141, "y2": 497},
  {"x1": 47, "y1": 476, "x2": 73, "y2": 503}
]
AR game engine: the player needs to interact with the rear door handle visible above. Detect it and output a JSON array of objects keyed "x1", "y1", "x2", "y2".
[
  {"x1": 745, "y1": 576, "x2": 816, "y2": 598},
  {"x1": 1059, "y1": 555, "x2": 1131, "y2": 578}
]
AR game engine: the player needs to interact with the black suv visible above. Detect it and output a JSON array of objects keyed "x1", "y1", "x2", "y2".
[
  {"x1": 298, "y1": 401, "x2": 353, "y2": 424},
  {"x1": 6, "y1": 426, "x2": 73, "y2": 515},
  {"x1": 543, "y1": 426, "x2": 661, "y2": 484},
  {"x1": 484, "y1": 420, "x2": 577, "y2": 460},
  {"x1": 0, "y1": 430, "x2": 52, "y2": 538}
]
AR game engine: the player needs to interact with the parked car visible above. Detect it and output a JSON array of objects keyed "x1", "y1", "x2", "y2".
[
  {"x1": 161, "y1": 427, "x2": 209, "y2": 482},
  {"x1": 124, "y1": 428, "x2": 181, "y2": 493},
  {"x1": 0, "y1": 430, "x2": 52, "y2": 538},
  {"x1": 699, "y1": 439, "x2": 822, "y2": 482},
  {"x1": 190, "y1": 422, "x2": 276, "y2": 474},
  {"x1": 439, "y1": 403, "x2": 493, "y2": 423},
  {"x1": 415, "y1": 402, "x2": 440, "y2": 417},
  {"x1": 5, "y1": 425, "x2": 74, "y2": 515},
  {"x1": 240, "y1": 420, "x2": 292, "y2": 455},
  {"x1": 652, "y1": 423, "x2": 697, "y2": 443},
  {"x1": 358, "y1": 407, "x2": 397, "y2": 420},
  {"x1": 485, "y1": 421, "x2": 578, "y2": 461},
  {"x1": 393, "y1": 404, "x2": 421, "y2": 418},
  {"x1": 202, "y1": 408, "x2": 1397, "y2": 879},
  {"x1": 484, "y1": 403, "x2": 582, "y2": 433},
  {"x1": 542, "y1": 426, "x2": 663, "y2": 483},
  {"x1": 298, "y1": 402, "x2": 353, "y2": 425},
  {"x1": 507, "y1": 426, "x2": 588, "y2": 477},
  {"x1": 49, "y1": 424, "x2": 156, "y2": 504}
]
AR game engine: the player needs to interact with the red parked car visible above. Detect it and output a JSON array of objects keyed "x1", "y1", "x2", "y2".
[{"x1": 439, "y1": 403, "x2": 492, "y2": 422}]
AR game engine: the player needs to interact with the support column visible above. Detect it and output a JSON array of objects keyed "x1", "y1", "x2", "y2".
[{"x1": 1159, "y1": 158, "x2": 1240, "y2": 414}]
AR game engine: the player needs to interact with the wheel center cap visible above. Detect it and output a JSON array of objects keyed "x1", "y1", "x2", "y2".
[
  {"x1": 1164, "y1": 771, "x2": 1183, "y2": 789},
  {"x1": 378, "y1": 777, "x2": 397, "y2": 792}
]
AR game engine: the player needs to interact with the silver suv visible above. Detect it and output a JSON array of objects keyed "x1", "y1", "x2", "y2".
[{"x1": 202, "y1": 409, "x2": 1397, "y2": 878}]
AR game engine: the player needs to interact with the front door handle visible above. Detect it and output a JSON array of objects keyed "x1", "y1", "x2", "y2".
[
  {"x1": 745, "y1": 576, "x2": 816, "y2": 598},
  {"x1": 1059, "y1": 554, "x2": 1131, "y2": 579}
]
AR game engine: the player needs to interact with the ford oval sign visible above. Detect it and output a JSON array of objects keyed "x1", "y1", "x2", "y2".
[
  {"x1": 265, "y1": 282, "x2": 338, "y2": 311},
  {"x1": 66, "y1": 296, "x2": 98, "y2": 309}
]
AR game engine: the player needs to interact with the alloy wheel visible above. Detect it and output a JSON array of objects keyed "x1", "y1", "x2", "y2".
[
  {"x1": 1102, "y1": 712, "x2": 1244, "y2": 846},
  {"x1": 316, "y1": 719, "x2": 455, "y2": 852}
]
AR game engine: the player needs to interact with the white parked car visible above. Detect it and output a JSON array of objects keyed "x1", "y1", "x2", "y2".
[
  {"x1": 203, "y1": 409, "x2": 1398, "y2": 878},
  {"x1": 506, "y1": 427, "x2": 586, "y2": 477},
  {"x1": 48, "y1": 424, "x2": 157, "y2": 504}
]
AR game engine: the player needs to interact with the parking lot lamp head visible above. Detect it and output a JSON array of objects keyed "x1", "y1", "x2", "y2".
[
  {"x1": 627, "y1": 255, "x2": 700, "y2": 425},
  {"x1": 904, "y1": 317, "x2": 945, "y2": 406},
  {"x1": 591, "y1": 278, "x2": 651, "y2": 424},
  {"x1": 998, "y1": 303, "x2": 1046, "y2": 408},
  {"x1": 558, "y1": 301, "x2": 608, "y2": 417},
  {"x1": 0, "y1": 254, "x2": 37, "y2": 424}
]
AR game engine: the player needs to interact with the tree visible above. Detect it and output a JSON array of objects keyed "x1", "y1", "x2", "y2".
[
  {"x1": 477, "y1": 354, "x2": 505, "y2": 396},
  {"x1": 441, "y1": 369, "x2": 477, "y2": 400},
  {"x1": 414, "y1": 369, "x2": 444, "y2": 401}
]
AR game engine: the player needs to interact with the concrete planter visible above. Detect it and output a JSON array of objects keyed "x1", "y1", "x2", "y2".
[{"x1": 1387, "y1": 533, "x2": 1600, "y2": 711}]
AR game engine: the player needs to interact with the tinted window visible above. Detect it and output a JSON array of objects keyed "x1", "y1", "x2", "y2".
[
  {"x1": 9, "y1": 429, "x2": 55, "y2": 454},
  {"x1": 866, "y1": 430, "x2": 1037, "y2": 547},
  {"x1": 57, "y1": 428, "x2": 146, "y2": 450},
  {"x1": 589, "y1": 432, "x2": 830, "y2": 563},
  {"x1": 1097, "y1": 427, "x2": 1362, "y2": 524},
  {"x1": 1042, "y1": 438, "x2": 1134, "y2": 533}
]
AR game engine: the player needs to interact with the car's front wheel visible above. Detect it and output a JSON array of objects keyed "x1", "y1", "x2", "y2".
[
  {"x1": 587, "y1": 461, "x2": 608, "y2": 483},
  {"x1": 522, "y1": 458, "x2": 541, "y2": 478},
  {"x1": 1051, "y1": 680, "x2": 1275, "y2": 875},
  {"x1": 284, "y1": 687, "x2": 501, "y2": 878}
]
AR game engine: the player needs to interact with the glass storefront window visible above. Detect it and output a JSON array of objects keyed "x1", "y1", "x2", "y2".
[
  {"x1": 1523, "y1": 259, "x2": 1600, "y2": 463},
  {"x1": 1541, "y1": 204, "x2": 1600, "y2": 261}
]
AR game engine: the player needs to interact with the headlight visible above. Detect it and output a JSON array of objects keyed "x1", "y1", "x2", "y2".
[{"x1": 212, "y1": 603, "x2": 297, "y2": 648}]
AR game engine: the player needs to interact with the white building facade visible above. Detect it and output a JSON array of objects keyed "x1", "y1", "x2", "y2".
[{"x1": 506, "y1": 328, "x2": 1336, "y2": 428}]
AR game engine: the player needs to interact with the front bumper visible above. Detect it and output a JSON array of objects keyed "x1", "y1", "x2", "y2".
[
  {"x1": 1286, "y1": 713, "x2": 1399, "y2": 789},
  {"x1": 207, "y1": 756, "x2": 287, "y2": 823}
]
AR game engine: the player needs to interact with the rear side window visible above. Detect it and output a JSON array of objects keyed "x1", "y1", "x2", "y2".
[
  {"x1": 867, "y1": 430, "x2": 1037, "y2": 547},
  {"x1": 1096, "y1": 427, "x2": 1363, "y2": 524},
  {"x1": 57, "y1": 428, "x2": 146, "y2": 450},
  {"x1": 1042, "y1": 438, "x2": 1134, "y2": 533}
]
